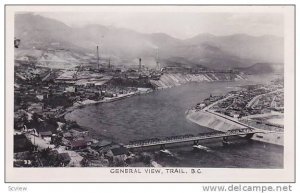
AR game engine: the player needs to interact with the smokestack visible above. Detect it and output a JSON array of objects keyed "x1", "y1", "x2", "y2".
[
  {"x1": 97, "y1": 45, "x2": 100, "y2": 70},
  {"x1": 139, "y1": 58, "x2": 142, "y2": 71},
  {"x1": 156, "y1": 49, "x2": 160, "y2": 70}
]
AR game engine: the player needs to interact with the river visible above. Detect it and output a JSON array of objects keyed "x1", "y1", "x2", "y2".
[{"x1": 65, "y1": 77, "x2": 283, "y2": 168}]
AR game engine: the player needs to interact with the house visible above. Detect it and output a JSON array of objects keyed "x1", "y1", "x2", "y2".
[
  {"x1": 63, "y1": 132, "x2": 72, "y2": 139},
  {"x1": 46, "y1": 150, "x2": 71, "y2": 166},
  {"x1": 49, "y1": 149, "x2": 59, "y2": 155},
  {"x1": 70, "y1": 139, "x2": 87, "y2": 150},
  {"x1": 86, "y1": 82, "x2": 95, "y2": 88},
  {"x1": 58, "y1": 153, "x2": 71, "y2": 166},
  {"x1": 39, "y1": 131, "x2": 52, "y2": 141},
  {"x1": 110, "y1": 146, "x2": 128, "y2": 156},
  {"x1": 27, "y1": 103, "x2": 44, "y2": 114},
  {"x1": 80, "y1": 136, "x2": 94, "y2": 146},
  {"x1": 106, "y1": 146, "x2": 129, "y2": 165},
  {"x1": 233, "y1": 114, "x2": 240, "y2": 119},
  {"x1": 42, "y1": 111, "x2": 56, "y2": 118},
  {"x1": 196, "y1": 103, "x2": 206, "y2": 109},
  {"x1": 61, "y1": 137, "x2": 71, "y2": 146},
  {"x1": 90, "y1": 139, "x2": 112, "y2": 150},
  {"x1": 65, "y1": 86, "x2": 76, "y2": 93},
  {"x1": 36, "y1": 95, "x2": 44, "y2": 101},
  {"x1": 70, "y1": 128, "x2": 89, "y2": 137},
  {"x1": 95, "y1": 80, "x2": 108, "y2": 89},
  {"x1": 36, "y1": 121, "x2": 57, "y2": 136}
]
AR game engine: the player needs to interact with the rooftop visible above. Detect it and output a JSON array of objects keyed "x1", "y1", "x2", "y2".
[{"x1": 110, "y1": 146, "x2": 128, "y2": 156}]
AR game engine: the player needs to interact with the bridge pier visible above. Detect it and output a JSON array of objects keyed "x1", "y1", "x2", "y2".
[
  {"x1": 193, "y1": 140, "x2": 199, "y2": 146},
  {"x1": 244, "y1": 133, "x2": 254, "y2": 139},
  {"x1": 160, "y1": 144, "x2": 166, "y2": 150},
  {"x1": 223, "y1": 136, "x2": 228, "y2": 142},
  {"x1": 222, "y1": 136, "x2": 229, "y2": 146}
]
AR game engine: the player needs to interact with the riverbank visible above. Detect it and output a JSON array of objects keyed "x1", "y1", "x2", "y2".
[
  {"x1": 186, "y1": 109, "x2": 283, "y2": 146},
  {"x1": 61, "y1": 72, "x2": 247, "y2": 118},
  {"x1": 62, "y1": 73, "x2": 246, "y2": 116},
  {"x1": 150, "y1": 73, "x2": 246, "y2": 89},
  {"x1": 186, "y1": 106, "x2": 283, "y2": 147},
  {"x1": 59, "y1": 90, "x2": 151, "y2": 118},
  {"x1": 186, "y1": 109, "x2": 245, "y2": 132}
]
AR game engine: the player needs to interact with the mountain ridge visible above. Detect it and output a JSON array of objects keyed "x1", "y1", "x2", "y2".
[{"x1": 15, "y1": 13, "x2": 284, "y2": 71}]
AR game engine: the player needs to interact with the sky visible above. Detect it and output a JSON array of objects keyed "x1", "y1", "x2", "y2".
[{"x1": 38, "y1": 11, "x2": 283, "y2": 39}]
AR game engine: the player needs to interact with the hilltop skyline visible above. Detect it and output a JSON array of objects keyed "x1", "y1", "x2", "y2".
[{"x1": 33, "y1": 11, "x2": 284, "y2": 39}]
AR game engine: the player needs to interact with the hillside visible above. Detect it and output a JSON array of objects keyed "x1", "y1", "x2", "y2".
[
  {"x1": 236, "y1": 62, "x2": 284, "y2": 75},
  {"x1": 185, "y1": 34, "x2": 283, "y2": 64}
]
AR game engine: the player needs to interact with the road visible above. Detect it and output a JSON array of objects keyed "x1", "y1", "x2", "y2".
[{"x1": 246, "y1": 89, "x2": 283, "y2": 108}]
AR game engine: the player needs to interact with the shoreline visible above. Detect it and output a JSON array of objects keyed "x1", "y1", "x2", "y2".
[
  {"x1": 186, "y1": 108, "x2": 284, "y2": 146},
  {"x1": 60, "y1": 90, "x2": 151, "y2": 118},
  {"x1": 150, "y1": 73, "x2": 246, "y2": 90},
  {"x1": 61, "y1": 73, "x2": 247, "y2": 117}
]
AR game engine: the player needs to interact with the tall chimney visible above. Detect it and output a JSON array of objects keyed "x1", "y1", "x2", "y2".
[
  {"x1": 156, "y1": 49, "x2": 160, "y2": 70},
  {"x1": 139, "y1": 58, "x2": 142, "y2": 71},
  {"x1": 96, "y1": 45, "x2": 100, "y2": 70}
]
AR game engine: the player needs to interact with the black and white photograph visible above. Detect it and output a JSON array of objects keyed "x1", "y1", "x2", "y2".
[{"x1": 4, "y1": 5, "x2": 295, "y2": 182}]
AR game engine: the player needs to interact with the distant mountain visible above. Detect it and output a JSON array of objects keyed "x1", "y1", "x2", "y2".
[
  {"x1": 236, "y1": 62, "x2": 284, "y2": 75},
  {"x1": 15, "y1": 13, "x2": 73, "y2": 49},
  {"x1": 15, "y1": 13, "x2": 284, "y2": 71},
  {"x1": 185, "y1": 33, "x2": 283, "y2": 65}
]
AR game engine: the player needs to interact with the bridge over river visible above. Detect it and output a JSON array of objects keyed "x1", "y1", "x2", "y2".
[{"x1": 124, "y1": 128, "x2": 273, "y2": 149}]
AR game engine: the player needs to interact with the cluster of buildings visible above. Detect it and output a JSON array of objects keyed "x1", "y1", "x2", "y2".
[
  {"x1": 215, "y1": 87, "x2": 270, "y2": 118},
  {"x1": 192, "y1": 78, "x2": 284, "y2": 132},
  {"x1": 196, "y1": 94, "x2": 224, "y2": 108},
  {"x1": 13, "y1": 58, "x2": 165, "y2": 167},
  {"x1": 250, "y1": 91, "x2": 284, "y2": 113},
  {"x1": 195, "y1": 79, "x2": 284, "y2": 118}
]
